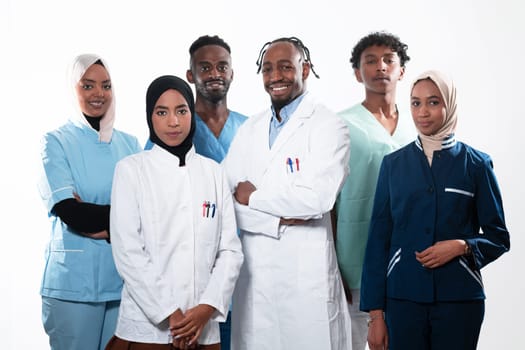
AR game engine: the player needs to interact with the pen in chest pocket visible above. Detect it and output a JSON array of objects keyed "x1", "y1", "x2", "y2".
[{"x1": 286, "y1": 157, "x2": 300, "y2": 172}]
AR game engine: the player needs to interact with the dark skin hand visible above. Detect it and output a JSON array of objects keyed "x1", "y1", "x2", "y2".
[
  {"x1": 367, "y1": 309, "x2": 388, "y2": 350},
  {"x1": 170, "y1": 304, "x2": 215, "y2": 349},
  {"x1": 169, "y1": 309, "x2": 193, "y2": 349},
  {"x1": 233, "y1": 181, "x2": 256, "y2": 205},
  {"x1": 415, "y1": 239, "x2": 467, "y2": 269},
  {"x1": 234, "y1": 181, "x2": 307, "y2": 226}
]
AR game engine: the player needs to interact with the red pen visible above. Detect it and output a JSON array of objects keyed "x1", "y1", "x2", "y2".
[{"x1": 295, "y1": 158, "x2": 300, "y2": 171}]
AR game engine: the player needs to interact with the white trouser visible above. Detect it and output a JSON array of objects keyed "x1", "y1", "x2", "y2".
[{"x1": 347, "y1": 288, "x2": 369, "y2": 350}]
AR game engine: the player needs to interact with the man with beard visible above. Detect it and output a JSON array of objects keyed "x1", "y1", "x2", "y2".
[
  {"x1": 223, "y1": 37, "x2": 352, "y2": 350},
  {"x1": 185, "y1": 35, "x2": 248, "y2": 163},
  {"x1": 146, "y1": 35, "x2": 247, "y2": 166}
]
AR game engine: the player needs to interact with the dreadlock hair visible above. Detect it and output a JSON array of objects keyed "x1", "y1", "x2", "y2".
[
  {"x1": 350, "y1": 31, "x2": 410, "y2": 69},
  {"x1": 255, "y1": 36, "x2": 320, "y2": 79}
]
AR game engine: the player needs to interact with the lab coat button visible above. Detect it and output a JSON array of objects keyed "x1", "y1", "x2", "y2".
[{"x1": 428, "y1": 187, "x2": 434, "y2": 193}]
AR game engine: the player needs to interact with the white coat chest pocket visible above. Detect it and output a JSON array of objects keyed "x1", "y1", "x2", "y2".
[{"x1": 284, "y1": 156, "x2": 302, "y2": 175}]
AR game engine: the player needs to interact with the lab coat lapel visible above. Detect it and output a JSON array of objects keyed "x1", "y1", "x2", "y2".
[
  {"x1": 251, "y1": 95, "x2": 314, "y2": 185},
  {"x1": 269, "y1": 95, "x2": 314, "y2": 156}
]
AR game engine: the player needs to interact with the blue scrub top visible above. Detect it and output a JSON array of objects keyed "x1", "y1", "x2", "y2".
[
  {"x1": 39, "y1": 119, "x2": 141, "y2": 302},
  {"x1": 145, "y1": 110, "x2": 248, "y2": 163}
]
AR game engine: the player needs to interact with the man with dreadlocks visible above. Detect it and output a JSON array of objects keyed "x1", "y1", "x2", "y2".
[{"x1": 223, "y1": 36, "x2": 352, "y2": 349}]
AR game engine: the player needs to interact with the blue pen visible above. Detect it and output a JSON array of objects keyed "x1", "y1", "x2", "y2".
[
  {"x1": 287, "y1": 157, "x2": 293, "y2": 173},
  {"x1": 211, "y1": 203, "x2": 216, "y2": 218}
]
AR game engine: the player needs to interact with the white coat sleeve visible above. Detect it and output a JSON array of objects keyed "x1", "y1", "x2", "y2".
[
  {"x1": 222, "y1": 123, "x2": 281, "y2": 238},
  {"x1": 198, "y1": 169, "x2": 244, "y2": 320},
  {"x1": 110, "y1": 159, "x2": 181, "y2": 325},
  {"x1": 250, "y1": 112, "x2": 350, "y2": 220}
]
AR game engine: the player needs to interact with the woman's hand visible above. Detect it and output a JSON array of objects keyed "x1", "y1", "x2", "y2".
[
  {"x1": 169, "y1": 309, "x2": 194, "y2": 349},
  {"x1": 170, "y1": 304, "x2": 215, "y2": 348},
  {"x1": 415, "y1": 239, "x2": 467, "y2": 268},
  {"x1": 367, "y1": 310, "x2": 388, "y2": 350}
]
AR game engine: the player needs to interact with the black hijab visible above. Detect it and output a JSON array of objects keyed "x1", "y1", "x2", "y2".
[{"x1": 146, "y1": 75, "x2": 196, "y2": 166}]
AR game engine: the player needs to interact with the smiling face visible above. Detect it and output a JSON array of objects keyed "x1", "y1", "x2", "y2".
[
  {"x1": 410, "y1": 79, "x2": 447, "y2": 136},
  {"x1": 187, "y1": 44, "x2": 233, "y2": 104},
  {"x1": 260, "y1": 41, "x2": 310, "y2": 112},
  {"x1": 75, "y1": 63, "x2": 112, "y2": 118},
  {"x1": 152, "y1": 89, "x2": 192, "y2": 147},
  {"x1": 355, "y1": 45, "x2": 404, "y2": 95}
]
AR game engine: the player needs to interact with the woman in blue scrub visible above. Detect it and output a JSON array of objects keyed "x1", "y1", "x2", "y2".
[
  {"x1": 38, "y1": 54, "x2": 141, "y2": 350},
  {"x1": 360, "y1": 70, "x2": 510, "y2": 350}
]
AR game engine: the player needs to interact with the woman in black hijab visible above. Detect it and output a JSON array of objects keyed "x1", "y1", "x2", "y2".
[{"x1": 107, "y1": 75, "x2": 243, "y2": 350}]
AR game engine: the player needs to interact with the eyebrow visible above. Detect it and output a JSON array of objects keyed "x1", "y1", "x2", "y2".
[
  {"x1": 197, "y1": 60, "x2": 229, "y2": 65},
  {"x1": 80, "y1": 78, "x2": 111, "y2": 84},
  {"x1": 154, "y1": 104, "x2": 189, "y2": 110},
  {"x1": 411, "y1": 95, "x2": 441, "y2": 99}
]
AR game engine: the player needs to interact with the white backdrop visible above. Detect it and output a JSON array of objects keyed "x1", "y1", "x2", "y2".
[{"x1": 1, "y1": 0, "x2": 523, "y2": 348}]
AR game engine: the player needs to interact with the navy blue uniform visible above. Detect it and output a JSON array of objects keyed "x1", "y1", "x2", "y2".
[{"x1": 361, "y1": 137, "x2": 510, "y2": 349}]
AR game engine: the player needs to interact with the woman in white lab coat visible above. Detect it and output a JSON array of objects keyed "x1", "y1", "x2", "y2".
[
  {"x1": 107, "y1": 75, "x2": 243, "y2": 350},
  {"x1": 224, "y1": 37, "x2": 352, "y2": 350}
]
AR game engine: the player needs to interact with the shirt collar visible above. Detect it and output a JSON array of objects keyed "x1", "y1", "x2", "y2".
[{"x1": 270, "y1": 92, "x2": 308, "y2": 126}]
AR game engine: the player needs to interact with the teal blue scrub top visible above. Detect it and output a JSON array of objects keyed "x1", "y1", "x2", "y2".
[
  {"x1": 39, "y1": 119, "x2": 141, "y2": 302},
  {"x1": 335, "y1": 103, "x2": 414, "y2": 289},
  {"x1": 192, "y1": 111, "x2": 248, "y2": 163},
  {"x1": 145, "y1": 110, "x2": 248, "y2": 164}
]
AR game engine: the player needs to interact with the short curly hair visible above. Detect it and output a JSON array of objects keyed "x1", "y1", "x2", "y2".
[
  {"x1": 350, "y1": 31, "x2": 410, "y2": 69},
  {"x1": 189, "y1": 35, "x2": 231, "y2": 56}
]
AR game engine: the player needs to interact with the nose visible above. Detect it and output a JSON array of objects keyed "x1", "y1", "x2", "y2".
[
  {"x1": 377, "y1": 59, "x2": 387, "y2": 72},
  {"x1": 94, "y1": 85, "x2": 105, "y2": 97},
  {"x1": 417, "y1": 105, "x2": 430, "y2": 117},
  {"x1": 268, "y1": 68, "x2": 282, "y2": 82},
  {"x1": 167, "y1": 113, "x2": 180, "y2": 126},
  {"x1": 208, "y1": 66, "x2": 221, "y2": 78}
]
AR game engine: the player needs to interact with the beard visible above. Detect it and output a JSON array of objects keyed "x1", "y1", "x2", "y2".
[{"x1": 196, "y1": 79, "x2": 231, "y2": 104}]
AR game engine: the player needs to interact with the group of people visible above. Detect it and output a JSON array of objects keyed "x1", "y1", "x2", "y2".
[{"x1": 38, "y1": 31, "x2": 510, "y2": 350}]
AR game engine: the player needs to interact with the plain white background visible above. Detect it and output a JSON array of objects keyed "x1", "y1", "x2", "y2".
[{"x1": 1, "y1": 0, "x2": 523, "y2": 348}]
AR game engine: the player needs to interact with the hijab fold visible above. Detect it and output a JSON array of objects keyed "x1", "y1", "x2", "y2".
[
  {"x1": 146, "y1": 75, "x2": 196, "y2": 166},
  {"x1": 411, "y1": 70, "x2": 458, "y2": 165}
]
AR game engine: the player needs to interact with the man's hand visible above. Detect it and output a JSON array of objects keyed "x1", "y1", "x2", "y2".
[{"x1": 234, "y1": 181, "x2": 256, "y2": 205}]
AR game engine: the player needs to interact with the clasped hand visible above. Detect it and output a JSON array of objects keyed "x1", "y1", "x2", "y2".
[{"x1": 169, "y1": 304, "x2": 215, "y2": 349}]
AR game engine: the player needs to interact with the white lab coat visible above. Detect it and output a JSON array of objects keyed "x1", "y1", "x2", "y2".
[
  {"x1": 224, "y1": 93, "x2": 352, "y2": 350},
  {"x1": 110, "y1": 146, "x2": 243, "y2": 344}
]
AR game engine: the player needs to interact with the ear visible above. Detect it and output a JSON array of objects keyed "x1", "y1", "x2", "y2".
[
  {"x1": 302, "y1": 62, "x2": 311, "y2": 80},
  {"x1": 354, "y1": 68, "x2": 363, "y2": 83},
  {"x1": 186, "y1": 69, "x2": 194, "y2": 84},
  {"x1": 398, "y1": 66, "x2": 406, "y2": 81}
]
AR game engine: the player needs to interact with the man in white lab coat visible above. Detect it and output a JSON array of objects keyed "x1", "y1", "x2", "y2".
[{"x1": 223, "y1": 37, "x2": 352, "y2": 350}]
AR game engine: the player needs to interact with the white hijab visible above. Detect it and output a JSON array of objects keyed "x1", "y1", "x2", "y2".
[
  {"x1": 411, "y1": 70, "x2": 457, "y2": 165},
  {"x1": 70, "y1": 53, "x2": 115, "y2": 143}
]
